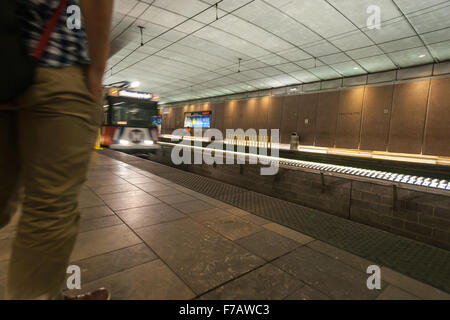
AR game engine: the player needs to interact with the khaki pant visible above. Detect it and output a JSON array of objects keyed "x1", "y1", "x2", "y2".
[{"x1": 0, "y1": 66, "x2": 102, "y2": 299}]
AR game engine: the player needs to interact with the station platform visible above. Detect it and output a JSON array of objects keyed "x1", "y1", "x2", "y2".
[{"x1": 1, "y1": 149, "x2": 449, "y2": 300}]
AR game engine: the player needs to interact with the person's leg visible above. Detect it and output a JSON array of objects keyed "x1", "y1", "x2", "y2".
[
  {"x1": 6, "y1": 66, "x2": 102, "y2": 300},
  {"x1": 0, "y1": 110, "x2": 21, "y2": 229}
]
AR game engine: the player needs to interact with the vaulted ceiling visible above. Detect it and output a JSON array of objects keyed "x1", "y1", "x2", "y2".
[{"x1": 104, "y1": 0, "x2": 450, "y2": 103}]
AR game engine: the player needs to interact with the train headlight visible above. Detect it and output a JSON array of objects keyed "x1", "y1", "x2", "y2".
[
  {"x1": 120, "y1": 139, "x2": 130, "y2": 145},
  {"x1": 144, "y1": 140, "x2": 154, "y2": 145}
]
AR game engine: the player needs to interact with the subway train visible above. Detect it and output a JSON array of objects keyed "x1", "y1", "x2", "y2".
[{"x1": 100, "y1": 88, "x2": 161, "y2": 154}]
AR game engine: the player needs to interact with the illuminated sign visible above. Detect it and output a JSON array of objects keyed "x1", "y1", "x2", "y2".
[
  {"x1": 108, "y1": 89, "x2": 159, "y2": 101},
  {"x1": 118, "y1": 90, "x2": 153, "y2": 100},
  {"x1": 184, "y1": 111, "x2": 212, "y2": 128}
]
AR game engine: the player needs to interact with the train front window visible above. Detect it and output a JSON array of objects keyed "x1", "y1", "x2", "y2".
[{"x1": 110, "y1": 104, "x2": 158, "y2": 127}]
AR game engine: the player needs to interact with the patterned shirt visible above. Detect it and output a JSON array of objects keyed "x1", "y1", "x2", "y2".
[{"x1": 17, "y1": 0, "x2": 90, "y2": 67}]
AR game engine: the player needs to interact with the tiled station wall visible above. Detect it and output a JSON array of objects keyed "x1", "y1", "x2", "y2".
[
  {"x1": 154, "y1": 149, "x2": 450, "y2": 250},
  {"x1": 162, "y1": 76, "x2": 450, "y2": 157}
]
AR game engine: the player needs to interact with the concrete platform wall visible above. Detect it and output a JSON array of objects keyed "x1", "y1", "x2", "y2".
[{"x1": 154, "y1": 149, "x2": 450, "y2": 250}]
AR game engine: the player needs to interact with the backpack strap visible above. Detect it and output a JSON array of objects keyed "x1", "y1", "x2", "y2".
[{"x1": 32, "y1": 0, "x2": 68, "y2": 60}]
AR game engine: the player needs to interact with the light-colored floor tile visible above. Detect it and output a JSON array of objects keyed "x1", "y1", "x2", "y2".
[
  {"x1": 171, "y1": 200, "x2": 216, "y2": 214},
  {"x1": 376, "y1": 285, "x2": 421, "y2": 300},
  {"x1": 241, "y1": 214, "x2": 271, "y2": 226},
  {"x1": 264, "y1": 223, "x2": 314, "y2": 245},
  {"x1": 98, "y1": 190, "x2": 149, "y2": 201},
  {"x1": 177, "y1": 190, "x2": 205, "y2": 198},
  {"x1": 113, "y1": 173, "x2": 145, "y2": 180},
  {"x1": 136, "y1": 182, "x2": 173, "y2": 193},
  {"x1": 150, "y1": 189, "x2": 185, "y2": 198},
  {"x1": 67, "y1": 260, "x2": 196, "y2": 300},
  {"x1": 150, "y1": 177, "x2": 174, "y2": 185},
  {"x1": 188, "y1": 208, "x2": 232, "y2": 222},
  {"x1": 117, "y1": 204, "x2": 186, "y2": 229},
  {"x1": 200, "y1": 264, "x2": 302, "y2": 300},
  {"x1": 224, "y1": 207, "x2": 251, "y2": 217},
  {"x1": 192, "y1": 195, "x2": 231, "y2": 208},
  {"x1": 85, "y1": 177, "x2": 129, "y2": 188},
  {"x1": 79, "y1": 215, "x2": 123, "y2": 233},
  {"x1": 307, "y1": 240, "x2": 375, "y2": 272},
  {"x1": 137, "y1": 219, "x2": 264, "y2": 294},
  {"x1": 173, "y1": 185, "x2": 196, "y2": 194},
  {"x1": 103, "y1": 194, "x2": 162, "y2": 211},
  {"x1": 204, "y1": 215, "x2": 263, "y2": 241},
  {"x1": 285, "y1": 284, "x2": 331, "y2": 300},
  {"x1": 80, "y1": 205, "x2": 115, "y2": 220},
  {"x1": 91, "y1": 183, "x2": 139, "y2": 196},
  {"x1": 124, "y1": 177, "x2": 157, "y2": 185},
  {"x1": 158, "y1": 193, "x2": 196, "y2": 205},
  {"x1": 69, "y1": 244, "x2": 157, "y2": 284},
  {"x1": 273, "y1": 246, "x2": 383, "y2": 300},
  {"x1": 78, "y1": 194, "x2": 104, "y2": 209},
  {"x1": 71, "y1": 225, "x2": 142, "y2": 262},
  {"x1": 236, "y1": 230, "x2": 300, "y2": 261}
]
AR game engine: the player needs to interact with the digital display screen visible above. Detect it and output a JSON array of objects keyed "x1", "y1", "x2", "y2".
[{"x1": 184, "y1": 111, "x2": 211, "y2": 128}]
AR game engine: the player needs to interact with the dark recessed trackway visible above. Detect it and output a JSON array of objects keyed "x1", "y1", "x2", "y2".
[
  {"x1": 159, "y1": 137, "x2": 450, "y2": 182},
  {"x1": 99, "y1": 149, "x2": 450, "y2": 294}
]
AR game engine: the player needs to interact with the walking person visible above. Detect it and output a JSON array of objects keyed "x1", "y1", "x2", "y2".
[{"x1": 0, "y1": 0, "x2": 114, "y2": 300}]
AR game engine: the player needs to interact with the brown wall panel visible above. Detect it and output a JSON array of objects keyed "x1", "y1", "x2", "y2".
[
  {"x1": 168, "y1": 108, "x2": 175, "y2": 131},
  {"x1": 359, "y1": 84, "x2": 393, "y2": 151},
  {"x1": 161, "y1": 112, "x2": 170, "y2": 133},
  {"x1": 212, "y1": 102, "x2": 224, "y2": 133},
  {"x1": 233, "y1": 100, "x2": 243, "y2": 130},
  {"x1": 174, "y1": 107, "x2": 183, "y2": 129},
  {"x1": 162, "y1": 76, "x2": 446, "y2": 155},
  {"x1": 280, "y1": 95, "x2": 300, "y2": 144},
  {"x1": 200, "y1": 103, "x2": 209, "y2": 112},
  {"x1": 254, "y1": 97, "x2": 269, "y2": 131},
  {"x1": 241, "y1": 98, "x2": 257, "y2": 130},
  {"x1": 297, "y1": 93, "x2": 318, "y2": 146},
  {"x1": 315, "y1": 91, "x2": 340, "y2": 147},
  {"x1": 267, "y1": 96, "x2": 283, "y2": 133},
  {"x1": 161, "y1": 107, "x2": 176, "y2": 134},
  {"x1": 423, "y1": 78, "x2": 450, "y2": 156},
  {"x1": 223, "y1": 100, "x2": 237, "y2": 132},
  {"x1": 335, "y1": 88, "x2": 364, "y2": 149},
  {"x1": 232, "y1": 100, "x2": 245, "y2": 130},
  {"x1": 388, "y1": 80, "x2": 430, "y2": 154}
]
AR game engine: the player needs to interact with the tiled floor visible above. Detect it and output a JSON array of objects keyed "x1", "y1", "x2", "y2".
[{"x1": 0, "y1": 153, "x2": 449, "y2": 300}]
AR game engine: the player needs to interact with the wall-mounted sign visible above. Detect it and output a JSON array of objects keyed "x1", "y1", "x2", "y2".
[{"x1": 184, "y1": 111, "x2": 212, "y2": 128}]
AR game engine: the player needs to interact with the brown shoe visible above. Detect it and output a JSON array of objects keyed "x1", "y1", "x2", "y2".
[{"x1": 64, "y1": 288, "x2": 111, "y2": 300}]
